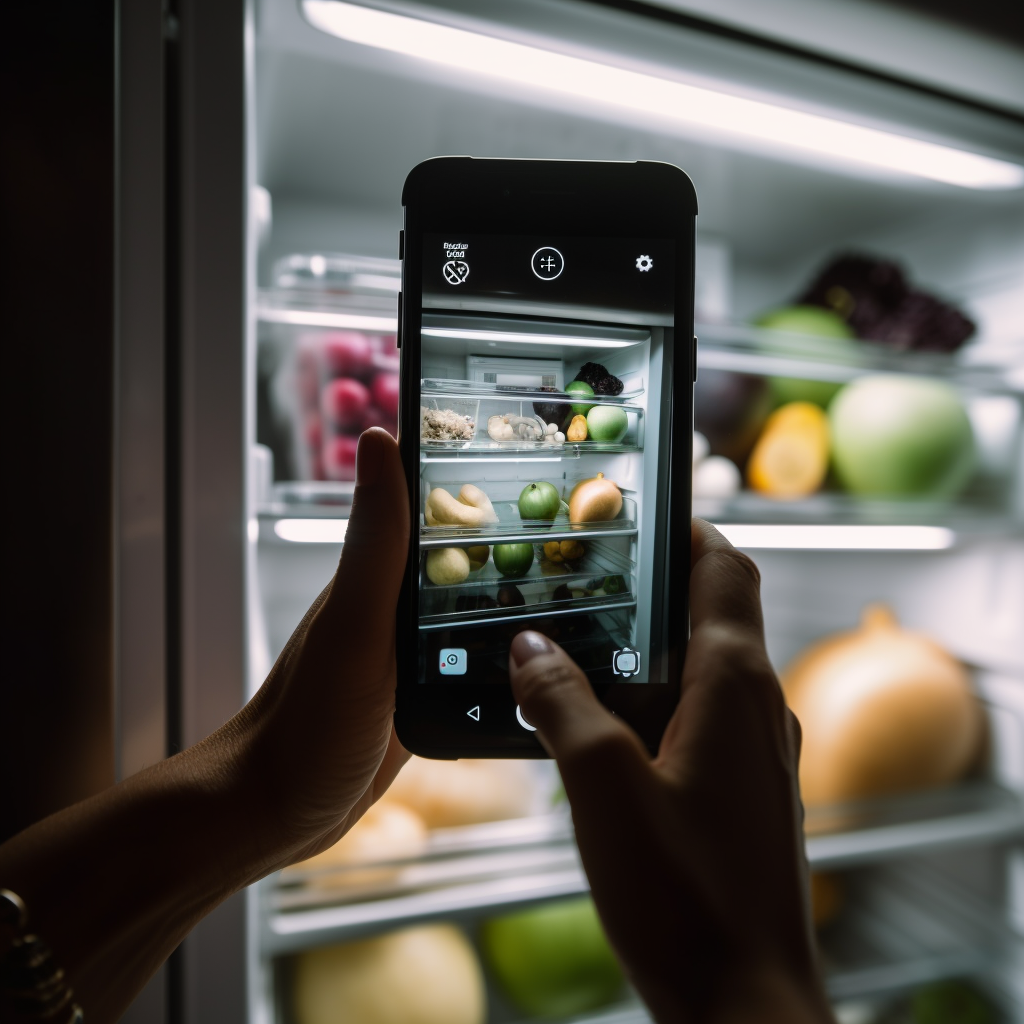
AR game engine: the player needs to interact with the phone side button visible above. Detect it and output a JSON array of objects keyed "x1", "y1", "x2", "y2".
[
  {"x1": 396, "y1": 291, "x2": 403, "y2": 349},
  {"x1": 398, "y1": 229, "x2": 405, "y2": 259},
  {"x1": 692, "y1": 336, "x2": 698, "y2": 383}
]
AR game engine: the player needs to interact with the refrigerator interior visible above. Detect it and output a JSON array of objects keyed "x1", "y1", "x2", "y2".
[{"x1": 248, "y1": 0, "x2": 1024, "y2": 1021}]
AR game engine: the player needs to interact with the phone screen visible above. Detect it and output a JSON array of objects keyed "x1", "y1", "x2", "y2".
[{"x1": 415, "y1": 231, "x2": 679, "y2": 690}]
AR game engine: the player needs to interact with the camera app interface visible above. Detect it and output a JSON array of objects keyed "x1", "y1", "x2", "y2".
[{"x1": 417, "y1": 234, "x2": 677, "y2": 686}]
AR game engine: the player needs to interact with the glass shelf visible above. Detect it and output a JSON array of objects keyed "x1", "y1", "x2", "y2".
[
  {"x1": 422, "y1": 378, "x2": 645, "y2": 402},
  {"x1": 420, "y1": 494, "x2": 637, "y2": 543},
  {"x1": 262, "y1": 782, "x2": 1024, "y2": 958},
  {"x1": 420, "y1": 541, "x2": 634, "y2": 624}
]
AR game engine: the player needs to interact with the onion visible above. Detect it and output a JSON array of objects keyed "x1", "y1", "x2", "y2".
[{"x1": 783, "y1": 605, "x2": 982, "y2": 814}]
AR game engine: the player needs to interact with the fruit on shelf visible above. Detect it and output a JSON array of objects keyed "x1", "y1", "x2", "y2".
[
  {"x1": 293, "y1": 924, "x2": 485, "y2": 1024},
  {"x1": 693, "y1": 454, "x2": 741, "y2": 500},
  {"x1": 424, "y1": 485, "x2": 498, "y2": 527},
  {"x1": 388, "y1": 757, "x2": 536, "y2": 826},
  {"x1": 371, "y1": 371, "x2": 400, "y2": 418},
  {"x1": 911, "y1": 979, "x2": 996, "y2": 1024},
  {"x1": 747, "y1": 402, "x2": 830, "y2": 500},
  {"x1": 425, "y1": 547, "x2": 471, "y2": 586},
  {"x1": 543, "y1": 539, "x2": 586, "y2": 563},
  {"x1": 481, "y1": 897, "x2": 623, "y2": 1019},
  {"x1": 694, "y1": 369, "x2": 773, "y2": 466},
  {"x1": 566, "y1": 414, "x2": 589, "y2": 442},
  {"x1": 754, "y1": 305, "x2": 858, "y2": 408},
  {"x1": 565, "y1": 380, "x2": 596, "y2": 416},
  {"x1": 322, "y1": 435, "x2": 359, "y2": 481},
  {"x1": 282, "y1": 800, "x2": 428, "y2": 888},
  {"x1": 464, "y1": 545, "x2": 490, "y2": 571},
  {"x1": 783, "y1": 605, "x2": 983, "y2": 816},
  {"x1": 321, "y1": 331, "x2": 375, "y2": 377},
  {"x1": 568, "y1": 473, "x2": 623, "y2": 523},
  {"x1": 586, "y1": 405, "x2": 628, "y2": 443},
  {"x1": 321, "y1": 377, "x2": 371, "y2": 427},
  {"x1": 518, "y1": 481, "x2": 561, "y2": 522},
  {"x1": 493, "y1": 543, "x2": 534, "y2": 578},
  {"x1": 573, "y1": 361, "x2": 624, "y2": 396},
  {"x1": 829, "y1": 374, "x2": 975, "y2": 498}
]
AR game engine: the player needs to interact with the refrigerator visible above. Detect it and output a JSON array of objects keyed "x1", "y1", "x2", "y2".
[{"x1": 110, "y1": 0, "x2": 1024, "y2": 1020}]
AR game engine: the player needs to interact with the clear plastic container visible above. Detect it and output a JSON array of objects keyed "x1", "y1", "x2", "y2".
[{"x1": 260, "y1": 253, "x2": 400, "y2": 485}]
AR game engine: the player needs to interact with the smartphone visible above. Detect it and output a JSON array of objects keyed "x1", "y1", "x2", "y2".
[{"x1": 395, "y1": 158, "x2": 696, "y2": 758}]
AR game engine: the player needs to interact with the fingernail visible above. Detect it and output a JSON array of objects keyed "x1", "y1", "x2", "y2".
[
  {"x1": 356, "y1": 428, "x2": 382, "y2": 487},
  {"x1": 510, "y1": 631, "x2": 555, "y2": 669}
]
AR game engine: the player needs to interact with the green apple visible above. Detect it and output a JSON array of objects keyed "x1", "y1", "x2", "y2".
[
  {"x1": 755, "y1": 305, "x2": 858, "y2": 408},
  {"x1": 565, "y1": 380, "x2": 596, "y2": 417},
  {"x1": 492, "y1": 543, "x2": 535, "y2": 577},
  {"x1": 586, "y1": 405, "x2": 628, "y2": 443},
  {"x1": 518, "y1": 481, "x2": 561, "y2": 522},
  {"x1": 829, "y1": 374, "x2": 975, "y2": 498},
  {"x1": 481, "y1": 897, "x2": 623, "y2": 1018}
]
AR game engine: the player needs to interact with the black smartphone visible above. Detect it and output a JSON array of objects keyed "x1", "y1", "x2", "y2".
[{"x1": 395, "y1": 158, "x2": 696, "y2": 758}]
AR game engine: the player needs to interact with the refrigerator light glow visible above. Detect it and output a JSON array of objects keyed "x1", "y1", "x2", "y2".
[
  {"x1": 274, "y1": 518, "x2": 349, "y2": 543},
  {"x1": 303, "y1": 0, "x2": 1024, "y2": 191},
  {"x1": 257, "y1": 307, "x2": 397, "y2": 331},
  {"x1": 717, "y1": 524, "x2": 955, "y2": 550},
  {"x1": 422, "y1": 328, "x2": 634, "y2": 348}
]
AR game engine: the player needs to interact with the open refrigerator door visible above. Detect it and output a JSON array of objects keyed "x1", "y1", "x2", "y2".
[{"x1": 246, "y1": 1, "x2": 1024, "y2": 1022}]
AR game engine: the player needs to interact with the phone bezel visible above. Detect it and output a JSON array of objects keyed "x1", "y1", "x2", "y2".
[{"x1": 396, "y1": 158, "x2": 697, "y2": 758}]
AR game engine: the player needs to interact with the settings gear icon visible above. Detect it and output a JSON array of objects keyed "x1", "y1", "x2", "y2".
[{"x1": 635, "y1": 254, "x2": 654, "y2": 272}]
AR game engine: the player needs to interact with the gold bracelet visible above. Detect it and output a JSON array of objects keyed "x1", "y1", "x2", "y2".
[{"x1": 0, "y1": 889, "x2": 83, "y2": 1023}]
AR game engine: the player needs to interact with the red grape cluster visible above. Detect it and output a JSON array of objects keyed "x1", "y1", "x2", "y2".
[{"x1": 295, "y1": 331, "x2": 399, "y2": 481}]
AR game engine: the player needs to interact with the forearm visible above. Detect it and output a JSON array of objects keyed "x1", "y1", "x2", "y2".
[{"x1": 0, "y1": 719, "x2": 281, "y2": 1022}]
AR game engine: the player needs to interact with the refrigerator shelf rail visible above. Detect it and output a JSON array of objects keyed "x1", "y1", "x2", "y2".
[
  {"x1": 421, "y1": 439, "x2": 643, "y2": 456},
  {"x1": 261, "y1": 783, "x2": 1024, "y2": 957},
  {"x1": 422, "y1": 378, "x2": 646, "y2": 403},
  {"x1": 417, "y1": 597, "x2": 637, "y2": 631}
]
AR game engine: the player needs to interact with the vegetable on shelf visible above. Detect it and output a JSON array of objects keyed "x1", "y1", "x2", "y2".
[
  {"x1": 420, "y1": 406, "x2": 476, "y2": 442},
  {"x1": 493, "y1": 543, "x2": 534, "y2": 578},
  {"x1": 565, "y1": 380, "x2": 597, "y2": 417},
  {"x1": 424, "y1": 485, "x2": 498, "y2": 527},
  {"x1": 282, "y1": 801, "x2": 428, "y2": 888},
  {"x1": 518, "y1": 481, "x2": 561, "y2": 522},
  {"x1": 783, "y1": 605, "x2": 983, "y2": 819},
  {"x1": 586, "y1": 405, "x2": 628, "y2": 443},
  {"x1": 572, "y1": 361, "x2": 624, "y2": 396},
  {"x1": 829, "y1": 374, "x2": 975, "y2": 498},
  {"x1": 543, "y1": 539, "x2": 586, "y2": 563},
  {"x1": 754, "y1": 305, "x2": 858, "y2": 408},
  {"x1": 567, "y1": 414, "x2": 589, "y2": 442},
  {"x1": 293, "y1": 924, "x2": 486, "y2": 1024},
  {"x1": 481, "y1": 898, "x2": 623, "y2": 1019},
  {"x1": 746, "y1": 401, "x2": 830, "y2": 500},
  {"x1": 568, "y1": 473, "x2": 622, "y2": 522},
  {"x1": 464, "y1": 545, "x2": 490, "y2": 571},
  {"x1": 425, "y1": 547, "x2": 471, "y2": 586},
  {"x1": 387, "y1": 757, "x2": 536, "y2": 827}
]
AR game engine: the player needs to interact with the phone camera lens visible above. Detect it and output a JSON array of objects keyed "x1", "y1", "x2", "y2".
[
  {"x1": 502, "y1": 188, "x2": 511, "y2": 198},
  {"x1": 446, "y1": 653, "x2": 458, "y2": 665}
]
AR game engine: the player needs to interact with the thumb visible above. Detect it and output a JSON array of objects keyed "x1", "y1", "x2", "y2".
[
  {"x1": 509, "y1": 631, "x2": 647, "y2": 779},
  {"x1": 318, "y1": 428, "x2": 410, "y2": 648}
]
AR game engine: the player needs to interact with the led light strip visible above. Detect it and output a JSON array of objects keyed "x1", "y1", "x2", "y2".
[
  {"x1": 303, "y1": 0, "x2": 1023, "y2": 191},
  {"x1": 716, "y1": 524, "x2": 955, "y2": 550},
  {"x1": 274, "y1": 519, "x2": 350, "y2": 543},
  {"x1": 421, "y1": 327, "x2": 634, "y2": 348}
]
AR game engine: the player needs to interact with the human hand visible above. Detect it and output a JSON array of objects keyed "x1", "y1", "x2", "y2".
[
  {"x1": 228, "y1": 427, "x2": 412, "y2": 870},
  {"x1": 508, "y1": 521, "x2": 832, "y2": 1024}
]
